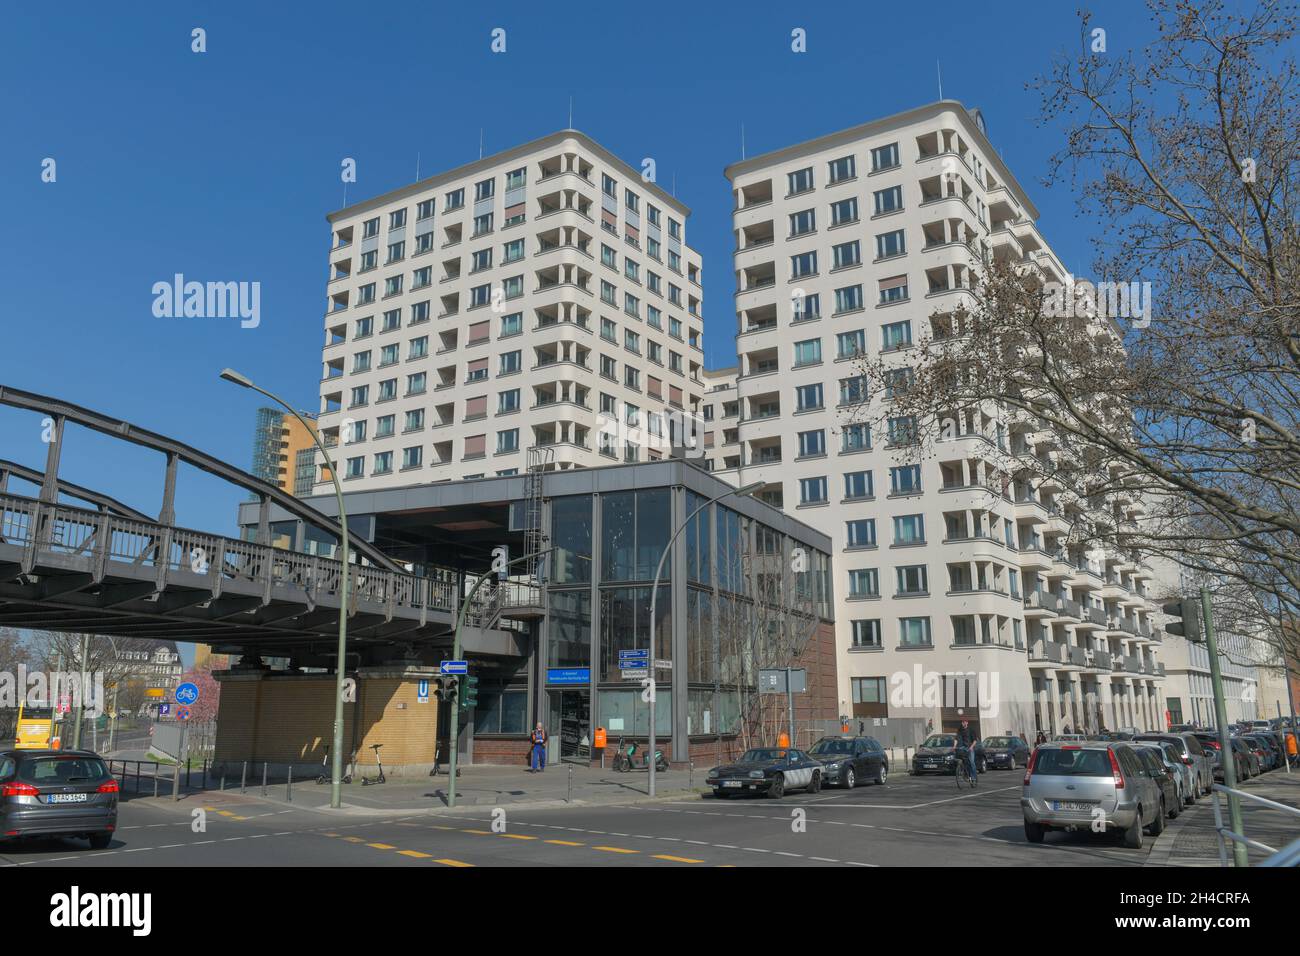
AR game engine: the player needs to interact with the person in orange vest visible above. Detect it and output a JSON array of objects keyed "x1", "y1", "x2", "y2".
[{"x1": 529, "y1": 722, "x2": 547, "y2": 773}]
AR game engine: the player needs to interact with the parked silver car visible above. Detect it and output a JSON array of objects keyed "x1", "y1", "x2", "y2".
[
  {"x1": 1135, "y1": 740, "x2": 1191, "y2": 811},
  {"x1": 1022, "y1": 742, "x2": 1165, "y2": 848},
  {"x1": 1134, "y1": 732, "x2": 1212, "y2": 798}
]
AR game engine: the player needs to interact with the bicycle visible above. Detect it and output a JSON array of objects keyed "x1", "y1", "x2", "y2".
[{"x1": 955, "y1": 747, "x2": 977, "y2": 790}]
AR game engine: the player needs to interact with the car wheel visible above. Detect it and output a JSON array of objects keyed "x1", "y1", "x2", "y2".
[
  {"x1": 89, "y1": 832, "x2": 112, "y2": 850},
  {"x1": 1184, "y1": 782, "x2": 1196, "y2": 806},
  {"x1": 1123, "y1": 811, "x2": 1144, "y2": 849},
  {"x1": 875, "y1": 762, "x2": 887, "y2": 786},
  {"x1": 1147, "y1": 799, "x2": 1166, "y2": 836},
  {"x1": 978, "y1": 756, "x2": 987, "y2": 774},
  {"x1": 1169, "y1": 794, "x2": 1180, "y2": 819},
  {"x1": 809, "y1": 770, "x2": 821, "y2": 794},
  {"x1": 842, "y1": 766, "x2": 856, "y2": 789},
  {"x1": 768, "y1": 773, "x2": 785, "y2": 799},
  {"x1": 1024, "y1": 819, "x2": 1045, "y2": 844}
]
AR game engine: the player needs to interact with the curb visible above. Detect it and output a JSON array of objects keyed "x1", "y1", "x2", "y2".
[{"x1": 1144, "y1": 797, "x2": 1210, "y2": 867}]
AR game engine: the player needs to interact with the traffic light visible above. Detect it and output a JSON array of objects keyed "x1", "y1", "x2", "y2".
[
  {"x1": 460, "y1": 675, "x2": 479, "y2": 710},
  {"x1": 1162, "y1": 598, "x2": 1203, "y2": 642},
  {"x1": 435, "y1": 676, "x2": 459, "y2": 703}
]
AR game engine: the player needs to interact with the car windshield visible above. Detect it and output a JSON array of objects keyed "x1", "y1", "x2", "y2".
[
  {"x1": 17, "y1": 755, "x2": 110, "y2": 785},
  {"x1": 922, "y1": 735, "x2": 957, "y2": 748},
  {"x1": 983, "y1": 737, "x2": 1018, "y2": 748},
  {"x1": 809, "y1": 739, "x2": 854, "y2": 755},
  {"x1": 741, "y1": 749, "x2": 789, "y2": 763},
  {"x1": 1033, "y1": 748, "x2": 1112, "y2": 776}
]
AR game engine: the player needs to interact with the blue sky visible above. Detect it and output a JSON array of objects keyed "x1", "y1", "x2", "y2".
[{"x1": 0, "y1": 0, "x2": 1155, "y2": 537}]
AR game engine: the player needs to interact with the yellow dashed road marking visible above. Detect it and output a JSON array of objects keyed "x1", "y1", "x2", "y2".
[
  {"x1": 367, "y1": 843, "x2": 396, "y2": 850},
  {"x1": 343, "y1": 837, "x2": 366, "y2": 843},
  {"x1": 653, "y1": 854, "x2": 704, "y2": 863},
  {"x1": 463, "y1": 829, "x2": 492, "y2": 835},
  {"x1": 545, "y1": 839, "x2": 584, "y2": 846},
  {"x1": 436, "y1": 858, "x2": 474, "y2": 867},
  {"x1": 593, "y1": 846, "x2": 639, "y2": 854},
  {"x1": 500, "y1": 833, "x2": 536, "y2": 840},
  {"x1": 398, "y1": 850, "x2": 432, "y2": 858}
]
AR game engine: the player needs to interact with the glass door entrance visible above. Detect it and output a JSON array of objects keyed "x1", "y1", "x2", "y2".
[{"x1": 548, "y1": 689, "x2": 590, "y2": 763}]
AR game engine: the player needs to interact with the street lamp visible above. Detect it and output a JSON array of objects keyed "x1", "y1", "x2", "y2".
[
  {"x1": 646, "y1": 481, "x2": 765, "y2": 796},
  {"x1": 220, "y1": 368, "x2": 351, "y2": 810}
]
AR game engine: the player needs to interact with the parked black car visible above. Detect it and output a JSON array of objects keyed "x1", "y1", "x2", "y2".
[
  {"x1": 707, "y1": 747, "x2": 824, "y2": 799},
  {"x1": 807, "y1": 736, "x2": 888, "y2": 788},
  {"x1": 0, "y1": 749, "x2": 118, "y2": 848},
  {"x1": 1134, "y1": 746, "x2": 1181, "y2": 819},
  {"x1": 981, "y1": 735, "x2": 1030, "y2": 770},
  {"x1": 911, "y1": 733, "x2": 987, "y2": 775}
]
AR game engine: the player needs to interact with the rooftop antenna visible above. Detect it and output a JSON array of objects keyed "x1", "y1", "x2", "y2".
[
  {"x1": 672, "y1": 172, "x2": 676, "y2": 197},
  {"x1": 568, "y1": 96, "x2": 573, "y2": 128},
  {"x1": 740, "y1": 122, "x2": 746, "y2": 160},
  {"x1": 937, "y1": 60, "x2": 944, "y2": 100},
  {"x1": 479, "y1": 128, "x2": 484, "y2": 160},
  {"x1": 415, "y1": 151, "x2": 421, "y2": 181}
]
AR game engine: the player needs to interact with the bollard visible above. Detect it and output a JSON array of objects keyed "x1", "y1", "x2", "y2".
[
  {"x1": 567, "y1": 763, "x2": 573, "y2": 803},
  {"x1": 186, "y1": 758, "x2": 192, "y2": 790},
  {"x1": 241, "y1": 761, "x2": 247, "y2": 795},
  {"x1": 262, "y1": 762, "x2": 268, "y2": 797},
  {"x1": 286, "y1": 766, "x2": 293, "y2": 803},
  {"x1": 153, "y1": 769, "x2": 159, "y2": 799},
  {"x1": 136, "y1": 763, "x2": 141, "y2": 793},
  {"x1": 172, "y1": 761, "x2": 180, "y2": 802},
  {"x1": 220, "y1": 772, "x2": 226, "y2": 792},
  {"x1": 690, "y1": 760, "x2": 694, "y2": 789}
]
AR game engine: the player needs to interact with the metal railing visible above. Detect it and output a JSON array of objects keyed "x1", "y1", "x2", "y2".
[{"x1": 1211, "y1": 783, "x2": 1300, "y2": 866}]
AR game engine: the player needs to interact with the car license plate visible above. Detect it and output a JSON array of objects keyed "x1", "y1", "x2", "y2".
[
  {"x1": 1052, "y1": 800, "x2": 1090, "y2": 812},
  {"x1": 46, "y1": 793, "x2": 88, "y2": 804},
  {"x1": 723, "y1": 780, "x2": 743, "y2": 788},
  {"x1": 923, "y1": 761, "x2": 937, "y2": 768}
]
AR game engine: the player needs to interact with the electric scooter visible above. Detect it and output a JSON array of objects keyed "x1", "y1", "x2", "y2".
[
  {"x1": 315, "y1": 746, "x2": 353, "y2": 785},
  {"x1": 610, "y1": 735, "x2": 668, "y2": 773},
  {"x1": 360, "y1": 743, "x2": 387, "y2": 786}
]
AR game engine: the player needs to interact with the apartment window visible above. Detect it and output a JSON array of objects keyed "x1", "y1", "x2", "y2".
[
  {"x1": 793, "y1": 339, "x2": 822, "y2": 367},
  {"x1": 352, "y1": 351, "x2": 372, "y2": 373},
  {"x1": 647, "y1": 272, "x2": 661, "y2": 294},
  {"x1": 602, "y1": 174, "x2": 617, "y2": 198},
  {"x1": 384, "y1": 275, "x2": 403, "y2": 297},
  {"x1": 624, "y1": 330, "x2": 640, "y2": 354},
  {"x1": 408, "y1": 335, "x2": 429, "y2": 360},
  {"x1": 647, "y1": 205, "x2": 661, "y2": 227},
  {"x1": 624, "y1": 189, "x2": 639, "y2": 212},
  {"x1": 793, "y1": 292, "x2": 821, "y2": 322},
  {"x1": 406, "y1": 372, "x2": 427, "y2": 395},
  {"x1": 375, "y1": 415, "x2": 395, "y2": 438},
  {"x1": 474, "y1": 178, "x2": 495, "y2": 202},
  {"x1": 499, "y1": 350, "x2": 521, "y2": 375},
  {"x1": 345, "y1": 456, "x2": 364, "y2": 479},
  {"x1": 444, "y1": 188, "x2": 465, "y2": 210},
  {"x1": 416, "y1": 199, "x2": 435, "y2": 221},
  {"x1": 345, "y1": 419, "x2": 367, "y2": 443},
  {"x1": 414, "y1": 233, "x2": 434, "y2": 254},
  {"x1": 797, "y1": 429, "x2": 825, "y2": 458},
  {"x1": 500, "y1": 312, "x2": 522, "y2": 337},
  {"x1": 669, "y1": 352, "x2": 683, "y2": 373},
  {"x1": 834, "y1": 285, "x2": 863, "y2": 314},
  {"x1": 837, "y1": 330, "x2": 865, "y2": 359},
  {"x1": 471, "y1": 248, "x2": 493, "y2": 272},
  {"x1": 791, "y1": 251, "x2": 818, "y2": 279},
  {"x1": 357, "y1": 283, "x2": 376, "y2": 305},
  {"x1": 389, "y1": 209, "x2": 407, "y2": 229},
  {"x1": 381, "y1": 309, "x2": 401, "y2": 332},
  {"x1": 849, "y1": 568, "x2": 879, "y2": 597},
  {"x1": 884, "y1": 368, "x2": 915, "y2": 399},
  {"x1": 404, "y1": 409, "x2": 424, "y2": 431},
  {"x1": 787, "y1": 167, "x2": 814, "y2": 195},
  {"x1": 832, "y1": 240, "x2": 861, "y2": 269},
  {"x1": 624, "y1": 366, "x2": 640, "y2": 389},
  {"x1": 497, "y1": 429, "x2": 519, "y2": 453},
  {"x1": 800, "y1": 476, "x2": 828, "y2": 505},
  {"x1": 402, "y1": 446, "x2": 422, "y2": 470},
  {"x1": 889, "y1": 463, "x2": 922, "y2": 493},
  {"x1": 600, "y1": 317, "x2": 617, "y2": 342},
  {"x1": 502, "y1": 275, "x2": 523, "y2": 299},
  {"x1": 882, "y1": 320, "x2": 913, "y2": 351},
  {"x1": 846, "y1": 518, "x2": 876, "y2": 548},
  {"x1": 498, "y1": 389, "x2": 520, "y2": 413},
  {"x1": 412, "y1": 266, "x2": 432, "y2": 288},
  {"x1": 377, "y1": 344, "x2": 397, "y2": 367},
  {"x1": 466, "y1": 358, "x2": 489, "y2": 383},
  {"x1": 668, "y1": 249, "x2": 681, "y2": 272},
  {"x1": 469, "y1": 284, "x2": 491, "y2": 308},
  {"x1": 789, "y1": 209, "x2": 816, "y2": 237},
  {"x1": 870, "y1": 142, "x2": 900, "y2": 172},
  {"x1": 647, "y1": 341, "x2": 663, "y2": 364},
  {"x1": 373, "y1": 450, "x2": 393, "y2": 475},
  {"x1": 362, "y1": 218, "x2": 379, "y2": 239},
  {"x1": 600, "y1": 392, "x2": 617, "y2": 415},
  {"x1": 387, "y1": 241, "x2": 405, "y2": 263},
  {"x1": 795, "y1": 383, "x2": 824, "y2": 411},
  {"x1": 473, "y1": 213, "x2": 493, "y2": 236},
  {"x1": 624, "y1": 259, "x2": 639, "y2": 282},
  {"x1": 601, "y1": 280, "x2": 617, "y2": 306},
  {"x1": 899, "y1": 617, "x2": 932, "y2": 647},
  {"x1": 840, "y1": 375, "x2": 868, "y2": 405},
  {"x1": 377, "y1": 378, "x2": 397, "y2": 401},
  {"x1": 897, "y1": 565, "x2": 928, "y2": 595},
  {"x1": 410, "y1": 301, "x2": 430, "y2": 324},
  {"x1": 503, "y1": 238, "x2": 525, "y2": 263},
  {"x1": 887, "y1": 415, "x2": 918, "y2": 446},
  {"x1": 828, "y1": 155, "x2": 856, "y2": 183},
  {"x1": 359, "y1": 250, "x2": 377, "y2": 272},
  {"x1": 624, "y1": 292, "x2": 639, "y2": 317},
  {"x1": 841, "y1": 422, "x2": 870, "y2": 452},
  {"x1": 874, "y1": 185, "x2": 903, "y2": 215},
  {"x1": 668, "y1": 218, "x2": 681, "y2": 240},
  {"x1": 879, "y1": 276, "x2": 910, "y2": 305},
  {"x1": 843, "y1": 470, "x2": 873, "y2": 500},
  {"x1": 349, "y1": 385, "x2": 369, "y2": 407},
  {"x1": 601, "y1": 244, "x2": 617, "y2": 269},
  {"x1": 851, "y1": 622, "x2": 882, "y2": 650},
  {"x1": 893, "y1": 514, "x2": 925, "y2": 545},
  {"x1": 830, "y1": 197, "x2": 859, "y2": 226},
  {"x1": 876, "y1": 229, "x2": 906, "y2": 259},
  {"x1": 505, "y1": 167, "x2": 526, "y2": 191},
  {"x1": 600, "y1": 355, "x2": 617, "y2": 380}
]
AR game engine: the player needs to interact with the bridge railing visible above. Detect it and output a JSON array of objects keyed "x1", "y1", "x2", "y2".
[{"x1": 1, "y1": 493, "x2": 459, "y2": 619}]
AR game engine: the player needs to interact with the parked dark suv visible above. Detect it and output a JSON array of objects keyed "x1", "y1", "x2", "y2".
[{"x1": 0, "y1": 750, "x2": 118, "y2": 848}]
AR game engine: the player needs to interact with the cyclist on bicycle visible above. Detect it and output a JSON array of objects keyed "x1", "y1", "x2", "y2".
[{"x1": 956, "y1": 718, "x2": 979, "y2": 784}]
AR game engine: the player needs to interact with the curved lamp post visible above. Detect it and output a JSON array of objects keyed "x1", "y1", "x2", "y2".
[
  {"x1": 220, "y1": 368, "x2": 350, "y2": 810},
  {"x1": 646, "y1": 481, "x2": 764, "y2": 797}
]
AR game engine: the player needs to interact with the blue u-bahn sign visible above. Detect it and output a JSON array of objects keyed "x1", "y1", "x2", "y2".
[{"x1": 546, "y1": 668, "x2": 590, "y2": 685}]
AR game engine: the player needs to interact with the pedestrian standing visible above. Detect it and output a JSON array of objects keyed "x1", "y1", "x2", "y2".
[{"x1": 529, "y1": 722, "x2": 547, "y2": 773}]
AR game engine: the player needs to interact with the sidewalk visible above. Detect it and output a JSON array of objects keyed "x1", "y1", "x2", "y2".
[
  {"x1": 1147, "y1": 768, "x2": 1300, "y2": 866},
  {"x1": 121, "y1": 760, "x2": 711, "y2": 816}
]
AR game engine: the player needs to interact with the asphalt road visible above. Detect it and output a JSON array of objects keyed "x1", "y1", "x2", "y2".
[{"x1": 0, "y1": 763, "x2": 1161, "y2": 867}]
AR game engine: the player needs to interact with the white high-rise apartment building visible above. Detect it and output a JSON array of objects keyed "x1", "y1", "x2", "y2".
[
  {"x1": 716, "y1": 101, "x2": 1167, "y2": 741},
  {"x1": 317, "y1": 130, "x2": 705, "y2": 487}
]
